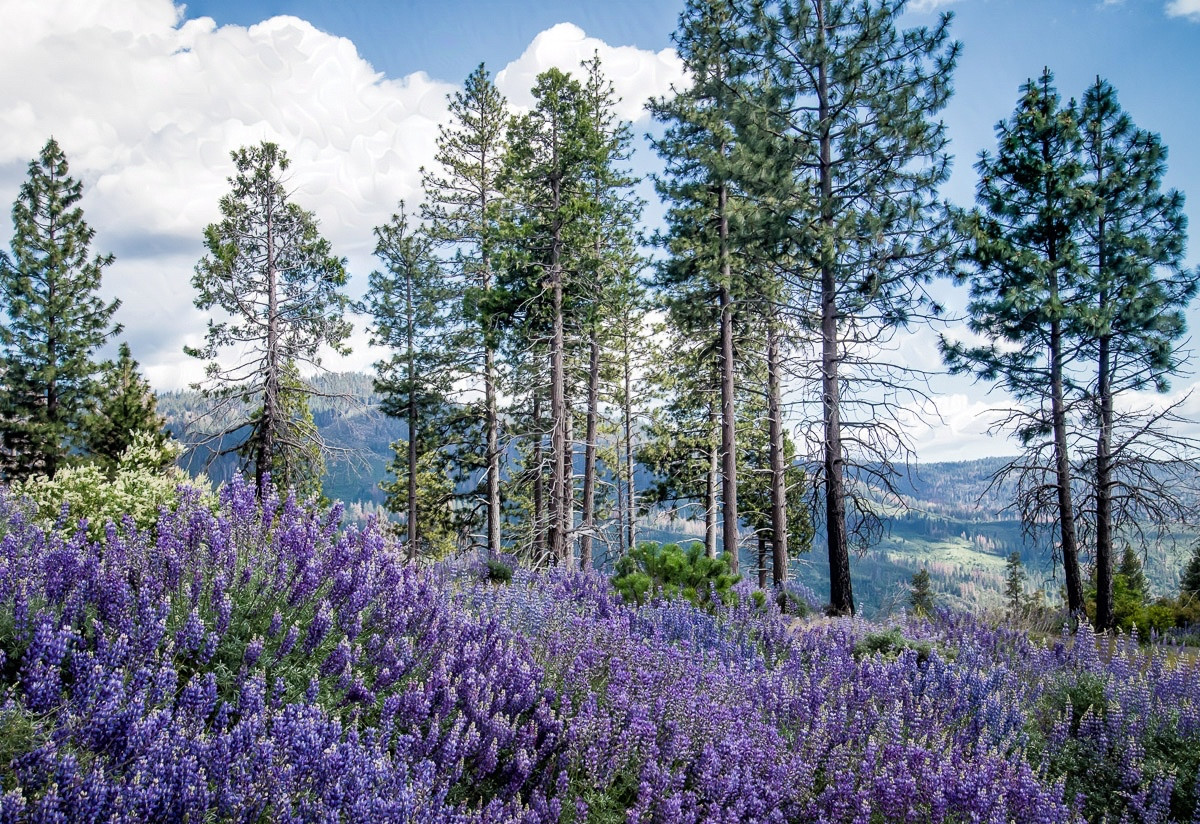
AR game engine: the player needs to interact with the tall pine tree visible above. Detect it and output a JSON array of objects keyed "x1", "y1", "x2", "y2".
[
  {"x1": 421, "y1": 64, "x2": 509, "y2": 554},
  {"x1": 364, "y1": 204, "x2": 454, "y2": 562},
  {"x1": 652, "y1": 0, "x2": 759, "y2": 573},
  {"x1": 941, "y1": 70, "x2": 1089, "y2": 616},
  {"x1": 187, "y1": 142, "x2": 351, "y2": 493},
  {"x1": 1075, "y1": 78, "x2": 1195, "y2": 630},
  {"x1": 753, "y1": 0, "x2": 958, "y2": 614},
  {"x1": 497, "y1": 68, "x2": 600, "y2": 567},
  {"x1": 0, "y1": 137, "x2": 121, "y2": 479}
]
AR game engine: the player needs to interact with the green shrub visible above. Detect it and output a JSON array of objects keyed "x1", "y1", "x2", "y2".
[
  {"x1": 611, "y1": 542, "x2": 738, "y2": 610},
  {"x1": 852, "y1": 627, "x2": 936, "y2": 665},
  {"x1": 11, "y1": 433, "x2": 211, "y2": 539},
  {"x1": 485, "y1": 558, "x2": 514, "y2": 584}
]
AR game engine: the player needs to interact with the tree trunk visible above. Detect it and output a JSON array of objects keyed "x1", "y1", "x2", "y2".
[
  {"x1": 406, "y1": 267, "x2": 419, "y2": 564},
  {"x1": 483, "y1": 236, "x2": 501, "y2": 559},
  {"x1": 768, "y1": 314, "x2": 789, "y2": 588},
  {"x1": 259, "y1": 199, "x2": 278, "y2": 494},
  {"x1": 532, "y1": 389, "x2": 545, "y2": 565},
  {"x1": 549, "y1": 186, "x2": 569, "y2": 567},
  {"x1": 718, "y1": 183, "x2": 738, "y2": 572},
  {"x1": 706, "y1": 401, "x2": 719, "y2": 559},
  {"x1": 623, "y1": 326, "x2": 637, "y2": 556},
  {"x1": 1095, "y1": 329, "x2": 1114, "y2": 629},
  {"x1": 580, "y1": 327, "x2": 600, "y2": 569},
  {"x1": 1041, "y1": 108, "x2": 1084, "y2": 618},
  {"x1": 485, "y1": 348, "x2": 500, "y2": 557},
  {"x1": 758, "y1": 534, "x2": 767, "y2": 589},
  {"x1": 1093, "y1": 204, "x2": 1113, "y2": 630},
  {"x1": 565, "y1": 394, "x2": 576, "y2": 571},
  {"x1": 817, "y1": 0, "x2": 854, "y2": 616},
  {"x1": 1050, "y1": 311, "x2": 1084, "y2": 616}
]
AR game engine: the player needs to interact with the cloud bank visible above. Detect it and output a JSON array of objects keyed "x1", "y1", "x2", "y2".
[
  {"x1": 1166, "y1": 0, "x2": 1200, "y2": 20},
  {"x1": 0, "y1": 1, "x2": 683, "y2": 388}
]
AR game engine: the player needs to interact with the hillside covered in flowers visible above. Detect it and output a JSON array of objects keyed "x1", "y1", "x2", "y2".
[{"x1": 1, "y1": 479, "x2": 1199, "y2": 823}]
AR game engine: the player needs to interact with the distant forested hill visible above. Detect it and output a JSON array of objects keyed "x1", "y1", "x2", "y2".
[
  {"x1": 157, "y1": 371, "x2": 405, "y2": 508},
  {"x1": 157, "y1": 372, "x2": 1194, "y2": 615}
]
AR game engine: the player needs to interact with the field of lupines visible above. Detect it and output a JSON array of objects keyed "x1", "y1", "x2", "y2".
[{"x1": 2, "y1": 479, "x2": 1200, "y2": 822}]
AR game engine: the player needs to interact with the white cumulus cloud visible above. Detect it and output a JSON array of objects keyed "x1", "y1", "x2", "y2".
[
  {"x1": 906, "y1": 0, "x2": 963, "y2": 11},
  {"x1": 0, "y1": 2, "x2": 681, "y2": 387},
  {"x1": 1166, "y1": 0, "x2": 1200, "y2": 20},
  {"x1": 496, "y1": 22, "x2": 686, "y2": 121}
]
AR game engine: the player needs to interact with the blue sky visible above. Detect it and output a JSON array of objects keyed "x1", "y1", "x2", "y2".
[{"x1": 0, "y1": 0, "x2": 1197, "y2": 460}]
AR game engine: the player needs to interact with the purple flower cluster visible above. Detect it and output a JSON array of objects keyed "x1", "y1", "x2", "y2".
[
  {"x1": 0, "y1": 479, "x2": 559, "y2": 823},
  {"x1": 3, "y1": 481, "x2": 1200, "y2": 822}
]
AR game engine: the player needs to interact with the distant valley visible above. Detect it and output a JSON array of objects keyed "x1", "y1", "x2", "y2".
[{"x1": 158, "y1": 373, "x2": 1196, "y2": 616}]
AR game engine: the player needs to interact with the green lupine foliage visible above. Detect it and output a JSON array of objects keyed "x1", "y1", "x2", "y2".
[
  {"x1": 0, "y1": 138, "x2": 121, "y2": 480},
  {"x1": 612, "y1": 541, "x2": 739, "y2": 609}
]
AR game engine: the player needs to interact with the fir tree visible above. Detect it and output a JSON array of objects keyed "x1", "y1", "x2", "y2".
[
  {"x1": 86, "y1": 342, "x2": 168, "y2": 474},
  {"x1": 1116, "y1": 544, "x2": 1148, "y2": 603},
  {"x1": 909, "y1": 568, "x2": 934, "y2": 617},
  {"x1": 0, "y1": 137, "x2": 121, "y2": 479},
  {"x1": 186, "y1": 142, "x2": 350, "y2": 493},
  {"x1": 1004, "y1": 552, "x2": 1027, "y2": 619}
]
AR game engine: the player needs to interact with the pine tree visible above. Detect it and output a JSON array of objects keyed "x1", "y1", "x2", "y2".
[
  {"x1": 363, "y1": 205, "x2": 453, "y2": 562},
  {"x1": 0, "y1": 138, "x2": 121, "y2": 479},
  {"x1": 497, "y1": 68, "x2": 601, "y2": 567},
  {"x1": 421, "y1": 65, "x2": 509, "y2": 555},
  {"x1": 1075, "y1": 78, "x2": 1196, "y2": 631},
  {"x1": 752, "y1": 0, "x2": 959, "y2": 614},
  {"x1": 1004, "y1": 551, "x2": 1027, "y2": 619},
  {"x1": 1116, "y1": 544, "x2": 1148, "y2": 603},
  {"x1": 941, "y1": 70, "x2": 1088, "y2": 616},
  {"x1": 186, "y1": 141, "x2": 350, "y2": 492},
  {"x1": 576, "y1": 54, "x2": 643, "y2": 569},
  {"x1": 85, "y1": 342, "x2": 168, "y2": 474},
  {"x1": 651, "y1": 0, "x2": 759, "y2": 573},
  {"x1": 909, "y1": 568, "x2": 934, "y2": 617}
]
